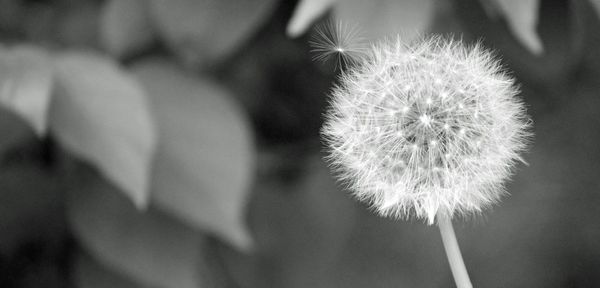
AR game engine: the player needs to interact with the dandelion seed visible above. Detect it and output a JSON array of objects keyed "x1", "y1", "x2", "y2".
[{"x1": 309, "y1": 20, "x2": 367, "y2": 69}]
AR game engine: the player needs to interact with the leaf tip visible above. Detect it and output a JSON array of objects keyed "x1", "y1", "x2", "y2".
[
  {"x1": 133, "y1": 194, "x2": 150, "y2": 210},
  {"x1": 287, "y1": 0, "x2": 336, "y2": 38},
  {"x1": 228, "y1": 226, "x2": 255, "y2": 252}
]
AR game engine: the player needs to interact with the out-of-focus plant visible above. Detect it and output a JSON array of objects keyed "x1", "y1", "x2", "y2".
[
  {"x1": 100, "y1": 0, "x2": 276, "y2": 67},
  {"x1": 0, "y1": 0, "x2": 268, "y2": 286}
]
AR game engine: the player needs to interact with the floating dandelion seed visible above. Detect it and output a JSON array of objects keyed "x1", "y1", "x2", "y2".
[
  {"x1": 309, "y1": 21, "x2": 367, "y2": 69},
  {"x1": 321, "y1": 35, "x2": 531, "y2": 288}
]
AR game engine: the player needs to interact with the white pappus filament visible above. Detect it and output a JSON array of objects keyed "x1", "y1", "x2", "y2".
[{"x1": 309, "y1": 20, "x2": 367, "y2": 69}]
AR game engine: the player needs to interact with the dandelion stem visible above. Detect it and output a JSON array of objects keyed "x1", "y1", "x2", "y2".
[{"x1": 437, "y1": 214, "x2": 473, "y2": 288}]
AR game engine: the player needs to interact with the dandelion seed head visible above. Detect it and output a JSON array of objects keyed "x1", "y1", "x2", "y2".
[{"x1": 322, "y1": 36, "x2": 531, "y2": 224}]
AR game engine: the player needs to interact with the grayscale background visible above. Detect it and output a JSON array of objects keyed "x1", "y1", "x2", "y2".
[{"x1": 0, "y1": 0, "x2": 598, "y2": 287}]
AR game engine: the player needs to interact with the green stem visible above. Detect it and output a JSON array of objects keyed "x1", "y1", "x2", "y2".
[{"x1": 438, "y1": 214, "x2": 473, "y2": 288}]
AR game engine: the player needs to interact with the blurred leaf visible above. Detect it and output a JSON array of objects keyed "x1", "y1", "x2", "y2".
[
  {"x1": 334, "y1": 0, "x2": 434, "y2": 43},
  {"x1": 287, "y1": 0, "x2": 434, "y2": 41},
  {"x1": 451, "y1": 0, "x2": 578, "y2": 89},
  {"x1": 0, "y1": 46, "x2": 52, "y2": 136},
  {"x1": 50, "y1": 53, "x2": 156, "y2": 208},
  {"x1": 73, "y1": 252, "x2": 149, "y2": 288},
  {"x1": 287, "y1": 0, "x2": 336, "y2": 37},
  {"x1": 68, "y1": 171, "x2": 205, "y2": 288},
  {"x1": 100, "y1": 0, "x2": 155, "y2": 57},
  {"x1": 487, "y1": 0, "x2": 543, "y2": 54},
  {"x1": 132, "y1": 59, "x2": 255, "y2": 251},
  {"x1": 148, "y1": 0, "x2": 276, "y2": 67},
  {"x1": 591, "y1": 0, "x2": 600, "y2": 18}
]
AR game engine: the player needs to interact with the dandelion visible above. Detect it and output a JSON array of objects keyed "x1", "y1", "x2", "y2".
[
  {"x1": 322, "y1": 36, "x2": 530, "y2": 222},
  {"x1": 321, "y1": 36, "x2": 531, "y2": 288}
]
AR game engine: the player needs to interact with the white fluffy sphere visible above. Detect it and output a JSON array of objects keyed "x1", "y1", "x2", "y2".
[{"x1": 322, "y1": 37, "x2": 530, "y2": 224}]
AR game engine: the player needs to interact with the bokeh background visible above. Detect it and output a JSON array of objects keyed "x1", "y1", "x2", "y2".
[{"x1": 1, "y1": 0, "x2": 599, "y2": 287}]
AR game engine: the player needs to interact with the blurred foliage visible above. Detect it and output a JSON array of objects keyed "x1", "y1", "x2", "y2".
[
  {"x1": 0, "y1": 45, "x2": 51, "y2": 135},
  {"x1": 67, "y1": 165, "x2": 207, "y2": 288},
  {"x1": 50, "y1": 52, "x2": 156, "y2": 208},
  {"x1": 0, "y1": 0, "x2": 599, "y2": 288},
  {"x1": 133, "y1": 59, "x2": 254, "y2": 249}
]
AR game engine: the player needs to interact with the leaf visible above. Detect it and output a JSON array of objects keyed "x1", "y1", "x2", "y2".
[
  {"x1": 100, "y1": 0, "x2": 155, "y2": 57},
  {"x1": 73, "y1": 252, "x2": 149, "y2": 288},
  {"x1": 488, "y1": 0, "x2": 543, "y2": 54},
  {"x1": 68, "y1": 171, "x2": 205, "y2": 288},
  {"x1": 286, "y1": 0, "x2": 434, "y2": 41},
  {"x1": 132, "y1": 59, "x2": 255, "y2": 250},
  {"x1": 592, "y1": 0, "x2": 600, "y2": 18},
  {"x1": 287, "y1": 0, "x2": 337, "y2": 37},
  {"x1": 148, "y1": 0, "x2": 276, "y2": 67},
  {"x1": 50, "y1": 53, "x2": 156, "y2": 208},
  {"x1": 0, "y1": 46, "x2": 53, "y2": 136},
  {"x1": 334, "y1": 0, "x2": 434, "y2": 43}
]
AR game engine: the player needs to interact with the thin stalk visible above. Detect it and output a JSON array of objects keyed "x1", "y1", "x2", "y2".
[{"x1": 437, "y1": 214, "x2": 473, "y2": 288}]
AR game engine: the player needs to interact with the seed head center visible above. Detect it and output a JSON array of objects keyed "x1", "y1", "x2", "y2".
[{"x1": 419, "y1": 114, "x2": 433, "y2": 126}]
